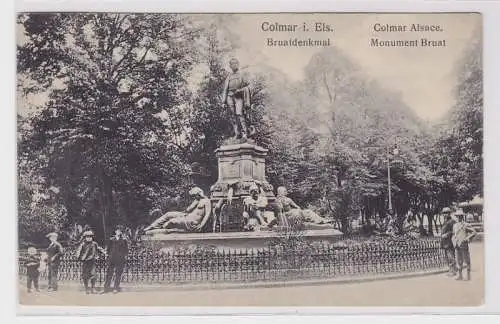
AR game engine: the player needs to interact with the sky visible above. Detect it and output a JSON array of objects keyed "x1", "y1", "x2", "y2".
[
  {"x1": 17, "y1": 13, "x2": 481, "y2": 121},
  {"x1": 226, "y1": 13, "x2": 481, "y2": 121}
]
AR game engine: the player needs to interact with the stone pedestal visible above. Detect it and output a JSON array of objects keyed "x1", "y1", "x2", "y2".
[
  {"x1": 209, "y1": 140, "x2": 275, "y2": 232},
  {"x1": 142, "y1": 229, "x2": 344, "y2": 251}
]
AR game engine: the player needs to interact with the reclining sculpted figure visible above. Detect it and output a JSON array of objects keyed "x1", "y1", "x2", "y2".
[
  {"x1": 276, "y1": 186, "x2": 333, "y2": 225},
  {"x1": 144, "y1": 187, "x2": 212, "y2": 234}
]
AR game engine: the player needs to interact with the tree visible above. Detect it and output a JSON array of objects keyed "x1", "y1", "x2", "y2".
[
  {"x1": 18, "y1": 146, "x2": 68, "y2": 246},
  {"x1": 271, "y1": 47, "x2": 432, "y2": 233},
  {"x1": 443, "y1": 30, "x2": 483, "y2": 200},
  {"x1": 17, "y1": 13, "x2": 201, "y2": 242}
]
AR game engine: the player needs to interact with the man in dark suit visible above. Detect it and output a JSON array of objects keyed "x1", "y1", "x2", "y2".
[
  {"x1": 46, "y1": 232, "x2": 64, "y2": 291},
  {"x1": 102, "y1": 225, "x2": 129, "y2": 294},
  {"x1": 440, "y1": 211, "x2": 456, "y2": 277}
]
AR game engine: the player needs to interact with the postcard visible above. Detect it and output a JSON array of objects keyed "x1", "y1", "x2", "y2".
[{"x1": 16, "y1": 12, "x2": 483, "y2": 308}]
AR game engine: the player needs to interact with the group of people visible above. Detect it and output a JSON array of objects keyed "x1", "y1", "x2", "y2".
[
  {"x1": 440, "y1": 209, "x2": 477, "y2": 281},
  {"x1": 24, "y1": 224, "x2": 129, "y2": 294}
]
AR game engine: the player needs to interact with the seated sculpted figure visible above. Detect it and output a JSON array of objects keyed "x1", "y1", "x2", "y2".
[
  {"x1": 276, "y1": 186, "x2": 332, "y2": 225},
  {"x1": 144, "y1": 187, "x2": 211, "y2": 234},
  {"x1": 242, "y1": 184, "x2": 276, "y2": 230}
]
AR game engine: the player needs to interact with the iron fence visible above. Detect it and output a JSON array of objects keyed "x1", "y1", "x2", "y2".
[{"x1": 18, "y1": 238, "x2": 447, "y2": 284}]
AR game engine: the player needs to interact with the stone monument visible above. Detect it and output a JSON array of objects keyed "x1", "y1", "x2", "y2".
[
  {"x1": 210, "y1": 139, "x2": 276, "y2": 232},
  {"x1": 141, "y1": 57, "x2": 342, "y2": 248},
  {"x1": 211, "y1": 57, "x2": 276, "y2": 232}
]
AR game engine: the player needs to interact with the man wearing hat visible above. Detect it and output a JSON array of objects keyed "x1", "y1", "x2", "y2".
[
  {"x1": 102, "y1": 225, "x2": 129, "y2": 294},
  {"x1": 440, "y1": 208, "x2": 456, "y2": 276},
  {"x1": 76, "y1": 230, "x2": 104, "y2": 294},
  {"x1": 452, "y1": 209, "x2": 477, "y2": 280},
  {"x1": 46, "y1": 232, "x2": 64, "y2": 291}
]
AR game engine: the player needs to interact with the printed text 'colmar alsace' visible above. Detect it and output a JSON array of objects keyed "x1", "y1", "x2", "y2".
[{"x1": 370, "y1": 23, "x2": 447, "y2": 48}]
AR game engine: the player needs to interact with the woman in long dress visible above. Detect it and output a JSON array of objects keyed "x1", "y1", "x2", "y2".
[{"x1": 276, "y1": 186, "x2": 331, "y2": 225}]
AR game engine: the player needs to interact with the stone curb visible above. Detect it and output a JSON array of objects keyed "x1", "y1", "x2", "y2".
[{"x1": 24, "y1": 268, "x2": 448, "y2": 293}]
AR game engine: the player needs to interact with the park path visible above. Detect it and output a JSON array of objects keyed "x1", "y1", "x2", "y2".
[{"x1": 18, "y1": 243, "x2": 484, "y2": 308}]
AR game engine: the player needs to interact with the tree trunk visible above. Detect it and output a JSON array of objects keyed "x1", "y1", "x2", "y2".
[
  {"x1": 96, "y1": 162, "x2": 116, "y2": 242},
  {"x1": 322, "y1": 72, "x2": 335, "y2": 104},
  {"x1": 434, "y1": 216, "x2": 441, "y2": 234},
  {"x1": 426, "y1": 213, "x2": 434, "y2": 236},
  {"x1": 417, "y1": 213, "x2": 427, "y2": 236},
  {"x1": 341, "y1": 216, "x2": 350, "y2": 235}
]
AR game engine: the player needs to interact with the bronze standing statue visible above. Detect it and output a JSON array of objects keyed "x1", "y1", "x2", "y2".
[{"x1": 222, "y1": 58, "x2": 254, "y2": 140}]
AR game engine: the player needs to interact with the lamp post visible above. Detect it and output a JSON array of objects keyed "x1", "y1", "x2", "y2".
[{"x1": 387, "y1": 145, "x2": 400, "y2": 213}]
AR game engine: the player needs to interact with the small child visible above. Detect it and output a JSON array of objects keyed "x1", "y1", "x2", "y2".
[
  {"x1": 25, "y1": 246, "x2": 40, "y2": 293},
  {"x1": 76, "y1": 230, "x2": 104, "y2": 294}
]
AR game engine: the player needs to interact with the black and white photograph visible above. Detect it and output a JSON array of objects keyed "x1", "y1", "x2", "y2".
[{"x1": 16, "y1": 12, "x2": 483, "y2": 307}]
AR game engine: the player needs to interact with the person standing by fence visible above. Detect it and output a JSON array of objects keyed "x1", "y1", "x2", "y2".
[
  {"x1": 440, "y1": 210, "x2": 456, "y2": 277},
  {"x1": 25, "y1": 246, "x2": 40, "y2": 293},
  {"x1": 452, "y1": 210, "x2": 477, "y2": 281},
  {"x1": 46, "y1": 232, "x2": 64, "y2": 291},
  {"x1": 102, "y1": 225, "x2": 129, "y2": 294},
  {"x1": 76, "y1": 230, "x2": 105, "y2": 294}
]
